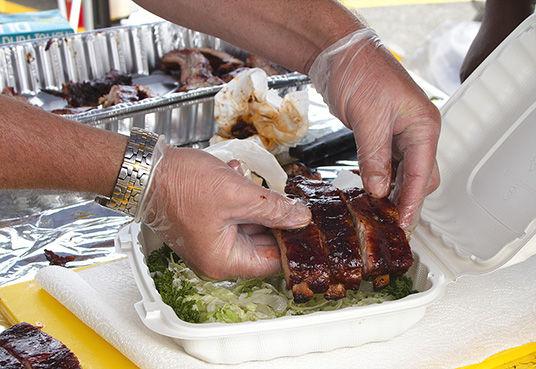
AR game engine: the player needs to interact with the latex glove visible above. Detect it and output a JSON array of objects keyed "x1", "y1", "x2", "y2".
[
  {"x1": 460, "y1": 1, "x2": 533, "y2": 82},
  {"x1": 309, "y1": 28, "x2": 441, "y2": 229},
  {"x1": 137, "y1": 144, "x2": 311, "y2": 280}
]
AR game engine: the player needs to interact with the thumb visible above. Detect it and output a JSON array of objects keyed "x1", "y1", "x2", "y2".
[
  {"x1": 355, "y1": 130, "x2": 393, "y2": 198},
  {"x1": 231, "y1": 183, "x2": 311, "y2": 229},
  {"x1": 228, "y1": 231, "x2": 282, "y2": 278}
]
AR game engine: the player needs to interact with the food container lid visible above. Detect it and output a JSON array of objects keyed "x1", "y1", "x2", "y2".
[{"x1": 420, "y1": 14, "x2": 536, "y2": 278}]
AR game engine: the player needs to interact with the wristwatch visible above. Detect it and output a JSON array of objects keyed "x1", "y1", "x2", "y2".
[{"x1": 96, "y1": 127, "x2": 160, "y2": 217}]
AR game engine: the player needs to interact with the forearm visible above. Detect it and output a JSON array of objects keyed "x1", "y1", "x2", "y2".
[
  {"x1": 484, "y1": 0, "x2": 535, "y2": 25},
  {"x1": 0, "y1": 96, "x2": 126, "y2": 196},
  {"x1": 134, "y1": 0, "x2": 362, "y2": 72}
]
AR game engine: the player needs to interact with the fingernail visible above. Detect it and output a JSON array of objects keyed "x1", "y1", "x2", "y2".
[
  {"x1": 400, "y1": 203, "x2": 423, "y2": 232},
  {"x1": 288, "y1": 199, "x2": 312, "y2": 228},
  {"x1": 365, "y1": 175, "x2": 388, "y2": 197}
]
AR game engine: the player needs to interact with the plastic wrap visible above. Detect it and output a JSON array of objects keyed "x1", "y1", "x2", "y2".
[{"x1": 204, "y1": 139, "x2": 288, "y2": 193}]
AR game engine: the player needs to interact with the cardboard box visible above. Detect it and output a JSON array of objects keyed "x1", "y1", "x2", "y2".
[{"x1": 0, "y1": 9, "x2": 74, "y2": 45}]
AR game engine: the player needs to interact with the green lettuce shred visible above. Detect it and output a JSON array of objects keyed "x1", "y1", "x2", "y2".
[{"x1": 147, "y1": 246, "x2": 417, "y2": 324}]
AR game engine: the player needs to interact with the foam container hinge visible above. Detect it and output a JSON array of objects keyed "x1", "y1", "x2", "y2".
[{"x1": 114, "y1": 14, "x2": 536, "y2": 364}]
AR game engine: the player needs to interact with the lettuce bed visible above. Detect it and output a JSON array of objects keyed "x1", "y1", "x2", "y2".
[{"x1": 147, "y1": 245, "x2": 416, "y2": 324}]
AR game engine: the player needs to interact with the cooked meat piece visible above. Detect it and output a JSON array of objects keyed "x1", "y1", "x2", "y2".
[
  {"x1": 1, "y1": 86, "x2": 28, "y2": 103},
  {"x1": 220, "y1": 67, "x2": 250, "y2": 82},
  {"x1": 98, "y1": 84, "x2": 154, "y2": 107},
  {"x1": 230, "y1": 118, "x2": 258, "y2": 139},
  {"x1": 339, "y1": 188, "x2": 413, "y2": 279},
  {"x1": 197, "y1": 48, "x2": 244, "y2": 75},
  {"x1": 272, "y1": 225, "x2": 330, "y2": 303},
  {"x1": 135, "y1": 84, "x2": 153, "y2": 100},
  {"x1": 44, "y1": 249, "x2": 76, "y2": 267},
  {"x1": 160, "y1": 49, "x2": 224, "y2": 91},
  {"x1": 372, "y1": 274, "x2": 390, "y2": 289},
  {"x1": 286, "y1": 176, "x2": 363, "y2": 299},
  {"x1": 325, "y1": 283, "x2": 347, "y2": 300},
  {"x1": 283, "y1": 162, "x2": 322, "y2": 180},
  {"x1": 245, "y1": 54, "x2": 288, "y2": 76},
  {"x1": 50, "y1": 107, "x2": 94, "y2": 115},
  {"x1": 62, "y1": 69, "x2": 132, "y2": 107},
  {"x1": 0, "y1": 322, "x2": 81, "y2": 369},
  {"x1": 2, "y1": 86, "x2": 18, "y2": 96},
  {"x1": 41, "y1": 88, "x2": 67, "y2": 97},
  {"x1": 0, "y1": 347, "x2": 24, "y2": 369}
]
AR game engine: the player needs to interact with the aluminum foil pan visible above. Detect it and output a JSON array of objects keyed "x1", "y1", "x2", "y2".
[{"x1": 0, "y1": 21, "x2": 309, "y2": 126}]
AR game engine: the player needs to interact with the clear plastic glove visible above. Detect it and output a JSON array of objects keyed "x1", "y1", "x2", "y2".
[
  {"x1": 136, "y1": 144, "x2": 311, "y2": 280},
  {"x1": 309, "y1": 28, "x2": 441, "y2": 229}
]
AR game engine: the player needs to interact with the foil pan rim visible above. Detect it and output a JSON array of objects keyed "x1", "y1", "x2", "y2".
[{"x1": 69, "y1": 74, "x2": 310, "y2": 124}]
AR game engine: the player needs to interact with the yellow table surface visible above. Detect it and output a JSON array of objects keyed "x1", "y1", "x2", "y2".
[
  {"x1": 0, "y1": 278, "x2": 138, "y2": 369},
  {"x1": 459, "y1": 343, "x2": 536, "y2": 369},
  {"x1": 0, "y1": 273, "x2": 534, "y2": 369}
]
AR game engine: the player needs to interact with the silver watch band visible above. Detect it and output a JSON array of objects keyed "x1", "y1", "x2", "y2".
[{"x1": 96, "y1": 128, "x2": 160, "y2": 217}]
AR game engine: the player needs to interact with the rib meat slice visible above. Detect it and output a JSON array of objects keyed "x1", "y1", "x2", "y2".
[
  {"x1": 0, "y1": 347, "x2": 24, "y2": 369},
  {"x1": 0, "y1": 322, "x2": 81, "y2": 369},
  {"x1": 339, "y1": 188, "x2": 413, "y2": 288},
  {"x1": 220, "y1": 67, "x2": 249, "y2": 83},
  {"x1": 98, "y1": 84, "x2": 154, "y2": 107},
  {"x1": 1, "y1": 87, "x2": 27, "y2": 104},
  {"x1": 283, "y1": 162, "x2": 322, "y2": 181},
  {"x1": 197, "y1": 48, "x2": 244, "y2": 75},
  {"x1": 160, "y1": 49, "x2": 224, "y2": 91},
  {"x1": 62, "y1": 69, "x2": 132, "y2": 107},
  {"x1": 245, "y1": 55, "x2": 287, "y2": 75},
  {"x1": 286, "y1": 176, "x2": 363, "y2": 299},
  {"x1": 44, "y1": 249, "x2": 76, "y2": 267},
  {"x1": 272, "y1": 224, "x2": 330, "y2": 303}
]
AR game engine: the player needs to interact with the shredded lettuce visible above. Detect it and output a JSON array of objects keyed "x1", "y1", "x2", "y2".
[{"x1": 147, "y1": 246, "x2": 416, "y2": 324}]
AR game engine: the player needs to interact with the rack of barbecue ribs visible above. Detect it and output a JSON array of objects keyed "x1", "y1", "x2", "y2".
[
  {"x1": 273, "y1": 176, "x2": 413, "y2": 302},
  {"x1": 0, "y1": 322, "x2": 81, "y2": 369}
]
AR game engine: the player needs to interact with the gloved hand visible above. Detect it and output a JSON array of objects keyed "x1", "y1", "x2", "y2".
[
  {"x1": 137, "y1": 144, "x2": 311, "y2": 280},
  {"x1": 309, "y1": 28, "x2": 441, "y2": 229}
]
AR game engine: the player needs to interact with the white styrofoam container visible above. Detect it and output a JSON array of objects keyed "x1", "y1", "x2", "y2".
[{"x1": 114, "y1": 15, "x2": 536, "y2": 364}]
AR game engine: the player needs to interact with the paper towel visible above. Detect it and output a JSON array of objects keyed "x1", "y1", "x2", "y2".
[{"x1": 36, "y1": 254, "x2": 536, "y2": 369}]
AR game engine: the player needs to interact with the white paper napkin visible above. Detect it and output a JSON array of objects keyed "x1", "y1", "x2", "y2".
[{"x1": 36, "y1": 253, "x2": 536, "y2": 369}]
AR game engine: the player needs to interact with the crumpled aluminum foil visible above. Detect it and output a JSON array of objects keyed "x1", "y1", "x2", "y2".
[{"x1": 0, "y1": 199, "x2": 130, "y2": 286}]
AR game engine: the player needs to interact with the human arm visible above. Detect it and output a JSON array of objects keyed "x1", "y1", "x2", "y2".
[
  {"x1": 460, "y1": 0, "x2": 535, "y2": 82},
  {"x1": 0, "y1": 95, "x2": 126, "y2": 196},
  {"x1": 134, "y1": 0, "x2": 441, "y2": 228},
  {"x1": 134, "y1": 0, "x2": 360, "y2": 73}
]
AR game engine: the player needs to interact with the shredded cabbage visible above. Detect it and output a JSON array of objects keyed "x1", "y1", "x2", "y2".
[{"x1": 147, "y1": 246, "x2": 416, "y2": 324}]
